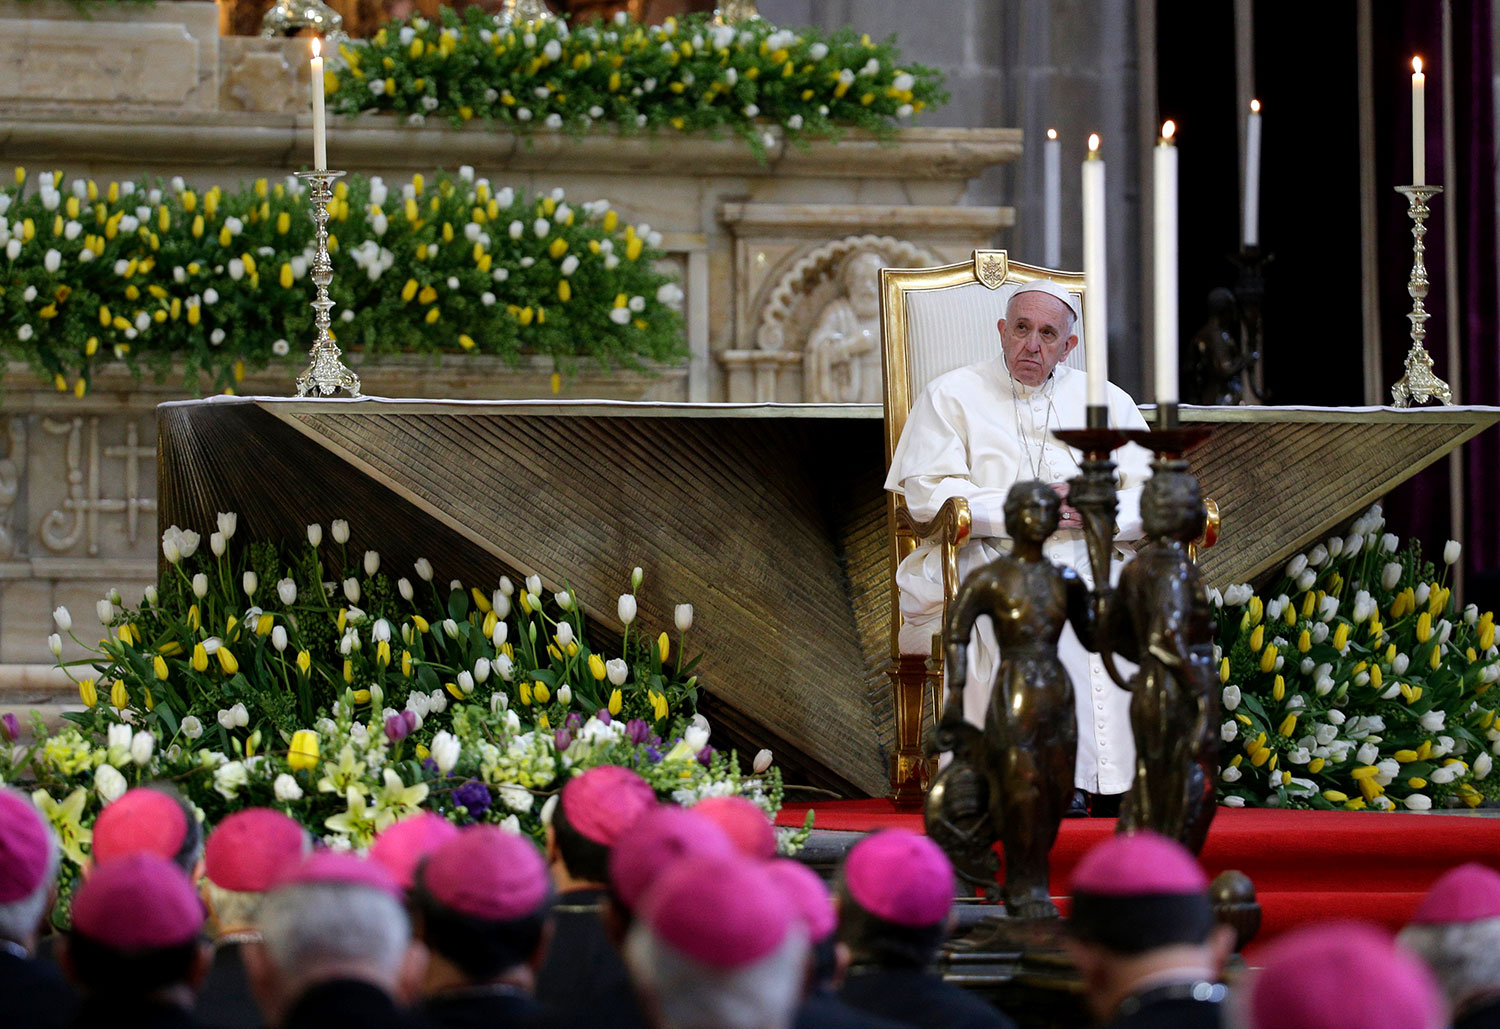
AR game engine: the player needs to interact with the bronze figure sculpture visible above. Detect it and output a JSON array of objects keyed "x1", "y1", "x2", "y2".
[
  {"x1": 1094, "y1": 463, "x2": 1219, "y2": 854},
  {"x1": 934, "y1": 481, "x2": 1090, "y2": 919}
]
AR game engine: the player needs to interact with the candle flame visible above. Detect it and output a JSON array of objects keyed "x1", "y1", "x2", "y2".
[
  {"x1": 312, "y1": 36, "x2": 322, "y2": 59},
  {"x1": 1087, "y1": 133, "x2": 1101, "y2": 152},
  {"x1": 1250, "y1": 98, "x2": 1261, "y2": 113},
  {"x1": 1161, "y1": 120, "x2": 1177, "y2": 141},
  {"x1": 1046, "y1": 128, "x2": 1058, "y2": 140},
  {"x1": 1412, "y1": 56, "x2": 1422, "y2": 74}
]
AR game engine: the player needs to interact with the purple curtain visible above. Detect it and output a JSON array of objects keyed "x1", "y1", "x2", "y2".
[{"x1": 1375, "y1": 0, "x2": 1499, "y2": 605}]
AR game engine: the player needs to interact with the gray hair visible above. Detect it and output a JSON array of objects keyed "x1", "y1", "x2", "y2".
[
  {"x1": 1005, "y1": 287, "x2": 1077, "y2": 338},
  {"x1": 1400, "y1": 919, "x2": 1500, "y2": 1012},
  {"x1": 257, "y1": 883, "x2": 410, "y2": 982},
  {"x1": 624, "y1": 921, "x2": 808, "y2": 1029},
  {"x1": 203, "y1": 881, "x2": 267, "y2": 935},
  {"x1": 0, "y1": 820, "x2": 59, "y2": 946}
]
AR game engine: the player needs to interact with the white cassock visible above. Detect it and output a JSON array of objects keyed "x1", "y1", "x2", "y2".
[{"x1": 885, "y1": 357, "x2": 1153, "y2": 795}]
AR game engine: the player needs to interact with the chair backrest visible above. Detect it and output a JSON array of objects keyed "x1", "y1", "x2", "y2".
[{"x1": 879, "y1": 250, "x2": 1087, "y2": 476}]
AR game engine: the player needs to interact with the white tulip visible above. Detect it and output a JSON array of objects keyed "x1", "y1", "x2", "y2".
[
  {"x1": 273, "y1": 773, "x2": 303, "y2": 802},
  {"x1": 415, "y1": 558, "x2": 434, "y2": 581},
  {"x1": 1296, "y1": 570, "x2": 1317, "y2": 592},
  {"x1": 211, "y1": 531, "x2": 227, "y2": 557},
  {"x1": 1222, "y1": 685, "x2": 1241, "y2": 711},
  {"x1": 371, "y1": 619, "x2": 392, "y2": 643},
  {"x1": 442, "y1": 618, "x2": 459, "y2": 640},
  {"x1": 675, "y1": 604, "x2": 694, "y2": 633},
  {"x1": 130, "y1": 730, "x2": 154, "y2": 766},
  {"x1": 144, "y1": 586, "x2": 158, "y2": 606},
  {"x1": 271, "y1": 625, "x2": 288, "y2": 652},
  {"x1": 526, "y1": 574, "x2": 542, "y2": 597},
  {"x1": 1443, "y1": 540, "x2": 1462, "y2": 565},
  {"x1": 428, "y1": 689, "x2": 448, "y2": 714},
  {"x1": 1220, "y1": 720, "x2": 1238, "y2": 742},
  {"x1": 181, "y1": 715, "x2": 204, "y2": 740},
  {"x1": 217, "y1": 707, "x2": 237, "y2": 729},
  {"x1": 457, "y1": 671, "x2": 475, "y2": 694},
  {"x1": 398, "y1": 578, "x2": 414, "y2": 602},
  {"x1": 606, "y1": 658, "x2": 629, "y2": 686},
  {"x1": 1475, "y1": 752, "x2": 1494, "y2": 780},
  {"x1": 331, "y1": 519, "x2": 350, "y2": 544},
  {"x1": 540, "y1": 794, "x2": 559, "y2": 826},
  {"x1": 1221, "y1": 766, "x2": 1242, "y2": 783},
  {"x1": 557, "y1": 683, "x2": 572, "y2": 706},
  {"x1": 95, "y1": 764, "x2": 128, "y2": 804},
  {"x1": 473, "y1": 657, "x2": 490, "y2": 683},
  {"x1": 752, "y1": 749, "x2": 774, "y2": 774},
  {"x1": 307, "y1": 523, "x2": 323, "y2": 547},
  {"x1": 343, "y1": 578, "x2": 360, "y2": 604},
  {"x1": 684, "y1": 725, "x2": 710, "y2": 751},
  {"x1": 1381, "y1": 533, "x2": 1400, "y2": 553},
  {"x1": 231, "y1": 702, "x2": 249, "y2": 727},
  {"x1": 1285, "y1": 554, "x2": 1308, "y2": 580},
  {"x1": 1404, "y1": 794, "x2": 1433, "y2": 811},
  {"x1": 217, "y1": 511, "x2": 237, "y2": 540},
  {"x1": 1287, "y1": 747, "x2": 1311, "y2": 765},
  {"x1": 618, "y1": 595, "x2": 637, "y2": 625},
  {"x1": 1420, "y1": 710, "x2": 1447, "y2": 732},
  {"x1": 555, "y1": 590, "x2": 574, "y2": 611},
  {"x1": 53, "y1": 606, "x2": 72, "y2": 633},
  {"x1": 494, "y1": 594, "x2": 511, "y2": 619},
  {"x1": 556, "y1": 622, "x2": 575, "y2": 647},
  {"x1": 191, "y1": 574, "x2": 208, "y2": 599},
  {"x1": 430, "y1": 731, "x2": 460, "y2": 773},
  {"x1": 499, "y1": 576, "x2": 515, "y2": 597},
  {"x1": 1221, "y1": 796, "x2": 1245, "y2": 808},
  {"x1": 97, "y1": 599, "x2": 115, "y2": 625},
  {"x1": 631, "y1": 567, "x2": 644, "y2": 590},
  {"x1": 1307, "y1": 544, "x2": 1328, "y2": 567},
  {"x1": 494, "y1": 654, "x2": 515, "y2": 681},
  {"x1": 243, "y1": 571, "x2": 258, "y2": 597},
  {"x1": 47, "y1": 633, "x2": 62, "y2": 657},
  {"x1": 492, "y1": 622, "x2": 508, "y2": 648}
]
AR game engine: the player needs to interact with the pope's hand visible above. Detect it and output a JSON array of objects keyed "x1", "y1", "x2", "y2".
[{"x1": 1050, "y1": 482, "x2": 1082, "y2": 529}]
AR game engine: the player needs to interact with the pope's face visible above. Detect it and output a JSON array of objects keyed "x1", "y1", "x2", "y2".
[{"x1": 998, "y1": 292, "x2": 1079, "y2": 387}]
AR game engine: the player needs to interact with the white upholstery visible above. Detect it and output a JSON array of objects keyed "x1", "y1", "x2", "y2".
[{"x1": 903, "y1": 281, "x2": 1087, "y2": 397}]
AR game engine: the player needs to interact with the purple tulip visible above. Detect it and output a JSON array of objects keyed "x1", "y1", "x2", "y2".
[
  {"x1": 555, "y1": 728, "x2": 573, "y2": 752},
  {"x1": 696, "y1": 746, "x2": 714, "y2": 768},
  {"x1": 452, "y1": 780, "x2": 492, "y2": 820},
  {"x1": 384, "y1": 710, "x2": 418, "y2": 742},
  {"x1": 565, "y1": 711, "x2": 583, "y2": 731},
  {"x1": 0, "y1": 713, "x2": 18, "y2": 742},
  {"x1": 596, "y1": 708, "x2": 612, "y2": 726},
  {"x1": 625, "y1": 718, "x2": 651, "y2": 745}
]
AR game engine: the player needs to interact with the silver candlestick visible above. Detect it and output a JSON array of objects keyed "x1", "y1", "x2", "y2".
[
  {"x1": 294, "y1": 171, "x2": 360, "y2": 398},
  {"x1": 1390, "y1": 184, "x2": 1450, "y2": 408}
]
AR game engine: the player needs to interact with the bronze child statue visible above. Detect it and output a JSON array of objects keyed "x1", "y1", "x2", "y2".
[
  {"x1": 936, "y1": 480, "x2": 1092, "y2": 920},
  {"x1": 1098, "y1": 465, "x2": 1219, "y2": 854}
]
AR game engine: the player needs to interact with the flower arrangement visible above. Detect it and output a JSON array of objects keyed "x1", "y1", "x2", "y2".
[
  {"x1": 326, "y1": 8, "x2": 948, "y2": 152},
  {"x1": 1213, "y1": 504, "x2": 1500, "y2": 812},
  {"x1": 2, "y1": 513, "x2": 798, "y2": 891},
  {"x1": 0, "y1": 167, "x2": 684, "y2": 393}
]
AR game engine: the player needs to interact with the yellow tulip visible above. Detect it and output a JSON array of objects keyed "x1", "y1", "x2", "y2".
[
  {"x1": 110, "y1": 680, "x2": 129, "y2": 709},
  {"x1": 1408, "y1": 777, "x2": 1428, "y2": 789},
  {"x1": 1278, "y1": 714, "x2": 1297, "y2": 737},
  {"x1": 1249, "y1": 625, "x2": 1264, "y2": 652},
  {"x1": 590, "y1": 654, "x2": 607, "y2": 681},
  {"x1": 1247, "y1": 596, "x2": 1264, "y2": 625},
  {"x1": 1430, "y1": 646, "x2": 1442, "y2": 671},
  {"x1": 658, "y1": 632, "x2": 670, "y2": 663},
  {"x1": 1393, "y1": 749, "x2": 1420, "y2": 763},
  {"x1": 1333, "y1": 622, "x2": 1350, "y2": 650},
  {"x1": 192, "y1": 643, "x2": 208, "y2": 672},
  {"x1": 1308, "y1": 757, "x2": 1325, "y2": 773},
  {"x1": 1370, "y1": 665, "x2": 1382, "y2": 689},
  {"x1": 1350, "y1": 765, "x2": 1380, "y2": 779},
  {"x1": 344, "y1": 660, "x2": 354, "y2": 684},
  {"x1": 1302, "y1": 591, "x2": 1318, "y2": 619},
  {"x1": 534, "y1": 682, "x2": 551, "y2": 704},
  {"x1": 1322, "y1": 789, "x2": 1348, "y2": 803},
  {"x1": 296, "y1": 650, "x2": 312, "y2": 675},
  {"x1": 401, "y1": 650, "x2": 412, "y2": 677},
  {"x1": 1219, "y1": 658, "x2": 1230, "y2": 683},
  {"x1": 1272, "y1": 675, "x2": 1285, "y2": 701},
  {"x1": 79, "y1": 678, "x2": 97, "y2": 707},
  {"x1": 376, "y1": 640, "x2": 391, "y2": 667},
  {"x1": 1359, "y1": 778, "x2": 1384, "y2": 802},
  {"x1": 608, "y1": 688, "x2": 622, "y2": 715},
  {"x1": 1298, "y1": 629, "x2": 1311, "y2": 653},
  {"x1": 218, "y1": 648, "x2": 239, "y2": 675},
  {"x1": 413, "y1": 615, "x2": 430, "y2": 634},
  {"x1": 144, "y1": 688, "x2": 155, "y2": 711},
  {"x1": 1417, "y1": 612, "x2": 1433, "y2": 643},
  {"x1": 257, "y1": 613, "x2": 275, "y2": 636},
  {"x1": 519, "y1": 681, "x2": 533, "y2": 705},
  {"x1": 1251, "y1": 748, "x2": 1272, "y2": 767},
  {"x1": 471, "y1": 588, "x2": 491, "y2": 613},
  {"x1": 187, "y1": 604, "x2": 201, "y2": 631},
  {"x1": 1259, "y1": 644, "x2": 1277, "y2": 674},
  {"x1": 153, "y1": 655, "x2": 169, "y2": 680},
  {"x1": 288, "y1": 729, "x2": 320, "y2": 770}
]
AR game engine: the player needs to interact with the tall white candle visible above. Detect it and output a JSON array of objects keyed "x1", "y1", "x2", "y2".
[
  {"x1": 310, "y1": 37, "x2": 327, "y2": 172},
  {"x1": 1081, "y1": 134, "x2": 1108, "y2": 409},
  {"x1": 1043, "y1": 128, "x2": 1061, "y2": 267},
  {"x1": 1154, "y1": 121, "x2": 1179, "y2": 405},
  {"x1": 1411, "y1": 57, "x2": 1425, "y2": 186},
  {"x1": 1242, "y1": 99, "x2": 1262, "y2": 247}
]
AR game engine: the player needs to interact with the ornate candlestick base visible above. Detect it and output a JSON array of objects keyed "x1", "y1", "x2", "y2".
[
  {"x1": 1391, "y1": 185, "x2": 1451, "y2": 408},
  {"x1": 294, "y1": 171, "x2": 361, "y2": 398},
  {"x1": 713, "y1": 0, "x2": 761, "y2": 23},
  {"x1": 498, "y1": 0, "x2": 556, "y2": 26},
  {"x1": 261, "y1": 0, "x2": 343, "y2": 39}
]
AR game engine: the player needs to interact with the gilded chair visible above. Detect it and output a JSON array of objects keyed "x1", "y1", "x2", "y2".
[{"x1": 879, "y1": 249, "x2": 1219, "y2": 803}]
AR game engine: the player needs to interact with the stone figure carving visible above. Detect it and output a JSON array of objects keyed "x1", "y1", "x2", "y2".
[
  {"x1": 803, "y1": 250, "x2": 885, "y2": 403},
  {"x1": 1097, "y1": 466, "x2": 1219, "y2": 854},
  {"x1": 935, "y1": 481, "x2": 1092, "y2": 919}
]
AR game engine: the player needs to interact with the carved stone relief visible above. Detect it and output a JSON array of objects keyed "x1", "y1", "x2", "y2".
[
  {"x1": 39, "y1": 416, "x2": 157, "y2": 558},
  {"x1": 752, "y1": 235, "x2": 939, "y2": 403}
]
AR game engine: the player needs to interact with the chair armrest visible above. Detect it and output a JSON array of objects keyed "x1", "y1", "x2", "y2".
[{"x1": 895, "y1": 496, "x2": 972, "y2": 603}]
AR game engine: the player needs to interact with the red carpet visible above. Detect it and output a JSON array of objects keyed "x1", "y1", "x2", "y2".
[{"x1": 778, "y1": 801, "x2": 1500, "y2": 956}]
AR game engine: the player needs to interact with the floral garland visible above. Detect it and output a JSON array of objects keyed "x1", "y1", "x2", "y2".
[
  {"x1": 326, "y1": 8, "x2": 948, "y2": 151},
  {"x1": 2, "y1": 514, "x2": 801, "y2": 896},
  {"x1": 0, "y1": 167, "x2": 684, "y2": 393},
  {"x1": 1213, "y1": 504, "x2": 1500, "y2": 812}
]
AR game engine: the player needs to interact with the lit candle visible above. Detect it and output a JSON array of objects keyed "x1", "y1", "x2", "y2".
[
  {"x1": 1154, "y1": 120, "x2": 1179, "y2": 406},
  {"x1": 1242, "y1": 99, "x2": 1262, "y2": 248},
  {"x1": 1043, "y1": 128, "x2": 1061, "y2": 267},
  {"x1": 1081, "y1": 134, "x2": 1108, "y2": 409},
  {"x1": 310, "y1": 37, "x2": 327, "y2": 172},
  {"x1": 1410, "y1": 57, "x2": 1425, "y2": 186}
]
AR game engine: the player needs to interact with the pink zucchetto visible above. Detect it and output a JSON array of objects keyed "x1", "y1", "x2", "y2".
[
  {"x1": 843, "y1": 829, "x2": 954, "y2": 929},
  {"x1": 204, "y1": 808, "x2": 309, "y2": 893},
  {"x1": 1409, "y1": 863, "x2": 1500, "y2": 926},
  {"x1": 419, "y1": 826, "x2": 550, "y2": 922},
  {"x1": 1248, "y1": 921, "x2": 1444, "y2": 1029},
  {"x1": 692, "y1": 796, "x2": 777, "y2": 860},
  {"x1": 1070, "y1": 830, "x2": 1209, "y2": 897},
  {"x1": 639, "y1": 854, "x2": 797, "y2": 969},
  {"x1": 608, "y1": 806, "x2": 734, "y2": 912},
  {"x1": 369, "y1": 813, "x2": 460, "y2": 891},
  {"x1": 764, "y1": 859, "x2": 836, "y2": 943},
  {"x1": 0, "y1": 788, "x2": 51, "y2": 903},
  {"x1": 91, "y1": 787, "x2": 190, "y2": 865},
  {"x1": 71, "y1": 853, "x2": 205, "y2": 950},
  {"x1": 274, "y1": 849, "x2": 402, "y2": 899},
  {"x1": 561, "y1": 766, "x2": 658, "y2": 846}
]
